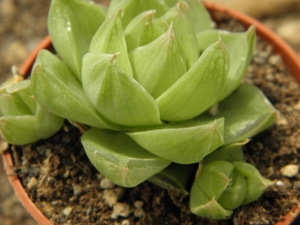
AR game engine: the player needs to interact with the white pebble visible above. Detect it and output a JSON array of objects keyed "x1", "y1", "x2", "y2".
[
  {"x1": 27, "y1": 177, "x2": 38, "y2": 189},
  {"x1": 103, "y1": 187, "x2": 125, "y2": 207},
  {"x1": 280, "y1": 164, "x2": 299, "y2": 177},
  {"x1": 268, "y1": 54, "x2": 282, "y2": 66},
  {"x1": 122, "y1": 219, "x2": 130, "y2": 225},
  {"x1": 111, "y1": 203, "x2": 132, "y2": 219},
  {"x1": 63, "y1": 206, "x2": 73, "y2": 216},
  {"x1": 73, "y1": 184, "x2": 82, "y2": 196},
  {"x1": 134, "y1": 200, "x2": 144, "y2": 208},
  {"x1": 0, "y1": 139, "x2": 9, "y2": 153},
  {"x1": 100, "y1": 177, "x2": 115, "y2": 189},
  {"x1": 134, "y1": 208, "x2": 145, "y2": 218},
  {"x1": 103, "y1": 190, "x2": 118, "y2": 207},
  {"x1": 275, "y1": 180, "x2": 284, "y2": 186}
]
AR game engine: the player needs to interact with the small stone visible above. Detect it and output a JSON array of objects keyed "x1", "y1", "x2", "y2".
[
  {"x1": 63, "y1": 206, "x2": 73, "y2": 217},
  {"x1": 73, "y1": 184, "x2": 82, "y2": 196},
  {"x1": 27, "y1": 177, "x2": 38, "y2": 189},
  {"x1": 100, "y1": 177, "x2": 115, "y2": 189},
  {"x1": 111, "y1": 203, "x2": 132, "y2": 219},
  {"x1": 86, "y1": 206, "x2": 92, "y2": 216},
  {"x1": 103, "y1": 188, "x2": 125, "y2": 207},
  {"x1": 134, "y1": 208, "x2": 145, "y2": 218},
  {"x1": 51, "y1": 200, "x2": 62, "y2": 206},
  {"x1": 276, "y1": 113, "x2": 288, "y2": 126},
  {"x1": 0, "y1": 139, "x2": 9, "y2": 153},
  {"x1": 268, "y1": 55, "x2": 282, "y2": 66},
  {"x1": 46, "y1": 176, "x2": 56, "y2": 184},
  {"x1": 280, "y1": 164, "x2": 299, "y2": 177},
  {"x1": 134, "y1": 200, "x2": 144, "y2": 208},
  {"x1": 103, "y1": 190, "x2": 117, "y2": 207},
  {"x1": 122, "y1": 219, "x2": 130, "y2": 225},
  {"x1": 275, "y1": 180, "x2": 284, "y2": 187}
]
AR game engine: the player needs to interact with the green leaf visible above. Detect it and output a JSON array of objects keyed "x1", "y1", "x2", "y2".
[
  {"x1": 107, "y1": 0, "x2": 169, "y2": 27},
  {"x1": 204, "y1": 141, "x2": 247, "y2": 164},
  {"x1": 34, "y1": 104, "x2": 64, "y2": 140},
  {"x1": 0, "y1": 115, "x2": 39, "y2": 145},
  {"x1": 199, "y1": 83, "x2": 277, "y2": 145},
  {"x1": 197, "y1": 26, "x2": 256, "y2": 100},
  {"x1": 48, "y1": 0, "x2": 106, "y2": 80},
  {"x1": 232, "y1": 161, "x2": 273, "y2": 204},
  {"x1": 81, "y1": 128, "x2": 171, "y2": 187},
  {"x1": 82, "y1": 53, "x2": 162, "y2": 127},
  {"x1": 190, "y1": 193, "x2": 233, "y2": 220},
  {"x1": 90, "y1": 9, "x2": 133, "y2": 77},
  {"x1": 217, "y1": 172, "x2": 247, "y2": 210},
  {"x1": 148, "y1": 163, "x2": 197, "y2": 196},
  {"x1": 124, "y1": 10, "x2": 165, "y2": 51},
  {"x1": 0, "y1": 75, "x2": 24, "y2": 95},
  {"x1": 0, "y1": 80, "x2": 36, "y2": 116},
  {"x1": 129, "y1": 25, "x2": 186, "y2": 99},
  {"x1": 161, "y1": 1, "x2": 199, "y2": 69},
  {"x1": 156, "y1": 39, "x2": 229, "y2": 121},
  {"x1": 7, "y1": 80, "x2": 36, "y2": 114},
  {"x1": 31, "y1": 50, "x2": 118, "y2": 130},
  {"x1": 163, "y1": 0, "x2": 179, "y2": 7},
  {"x1": 184, "y1": 0, "x2": 213, "y2": 33},
  {"x1": 196, "y1": 161, "x2": 235, "y2": 200},
  {"x1": 190, "y1": 161, "x2": 235, "y2": 220},
  {"x1": 126, "y1": 118, "x2": 224, "y2": 164}
]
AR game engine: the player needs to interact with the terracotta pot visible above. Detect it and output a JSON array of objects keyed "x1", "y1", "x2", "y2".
[{"x1": 2, "y1": 3, "x2": 300, "y2": 225}]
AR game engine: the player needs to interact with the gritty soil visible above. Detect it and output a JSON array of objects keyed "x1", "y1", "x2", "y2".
[{"x1": 1, "y1": 2, "x2": 300, "y2": 225}]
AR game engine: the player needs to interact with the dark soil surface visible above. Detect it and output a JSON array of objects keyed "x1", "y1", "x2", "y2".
[{"x1": 1, "y1": 1, "x2": 300, "y2": 225}]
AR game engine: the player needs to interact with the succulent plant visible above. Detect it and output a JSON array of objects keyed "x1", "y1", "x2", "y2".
[
  {"x1": 0, "y1": 76, "x2": 64, "y2": 145},
  {"x1": 0, "y1": 0, "x2": 277, "y2": 220}
]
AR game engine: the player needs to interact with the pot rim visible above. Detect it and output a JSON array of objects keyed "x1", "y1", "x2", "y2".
[{"x1": 2, "y1": 3, "x2": 300, "y2": 225}]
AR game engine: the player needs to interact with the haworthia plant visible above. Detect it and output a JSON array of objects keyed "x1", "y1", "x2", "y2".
[{"x1": 0, "y1": 0, "x2": 277, "y2": 220}]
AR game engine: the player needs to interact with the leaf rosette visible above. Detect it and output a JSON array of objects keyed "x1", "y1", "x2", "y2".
[
  {"x1": 190, "y1": 143, "x2": 273, "y2": 220},
  {"x1": 0, "y1": 0, "x2": 278, "y2": 220}
]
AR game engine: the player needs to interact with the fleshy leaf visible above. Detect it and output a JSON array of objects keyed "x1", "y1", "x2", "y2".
[
  {"x1": 204, "y1": 141, "x2": 248, "y2": 163},
  {"x1": 0, "y1": 81, "x2": 35, "y2": 116},
  {"x1": 31, "y1": 50, "x2": 118, "y2": 130},
  {"x1": 156, "y1": 39, "x2": 229, "y2": 121},
  {"x1": 184, "y1": 0, "x2": 213, "y2": 33},
  {"x1": 107, "y1": 0, "x2": 169, "y2": 27},
  {"x1": 6, "y1": 80, "x2": 36, "y2": 114},
  {"x1": 232, "y1": 161, "x2": 273, "y2": 204},
  {"x1": 197, "y1": 26, "x2": 256, "y2": 100},
  {"x1": 48, "y1": 0, "x2": 106, "y2": 80},
  {"x1": 198, "y1": 83, "x2": 277, "y2": 145},
  {"x1": 90, "y1": 9, "x2": 133, "y2": 77},
  {"x1": 129, "y1": 25, "x2": 187, "y2": 99},
  {"x1": 217, "y1": 172, "x2": 247, "y2": 210},
  {"x1": 81, "y1": 128, "x2": 171, "y2": 187},
  {"x1": 34, "y1": 104, "x2": 64, "y2": 140},
  {"x1": 148, "y1": 163, "x2": 197, "y2": 196},
  {"x1": 82, "y1": 53, "x2": 162, "y2": 127},
  {"x1": 190, "y1": 161, "x2": 235, "y2": 220},
  {"x1": 0, "y1": 75, "x2": 24, "y2": 95},
  {"x1": 0, "y1": 116, "x2": 38, "y2": 145},
  {"x1": 161, "y1": 1, "x2": 199, "y2": 69},
  {"x1": 126, "y1": 118, "x2": 224, "y2": 164},
  {"x1": 124, "y1": 10, "x2": 165, "y2": 51},
  {"x1": 190, "y1": 194, "x2": 233, "y2": 220}
]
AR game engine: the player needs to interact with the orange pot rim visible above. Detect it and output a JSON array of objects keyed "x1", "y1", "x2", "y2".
[{"x1": 2, "y1": 3, "x2": 300, "y2": 225}]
